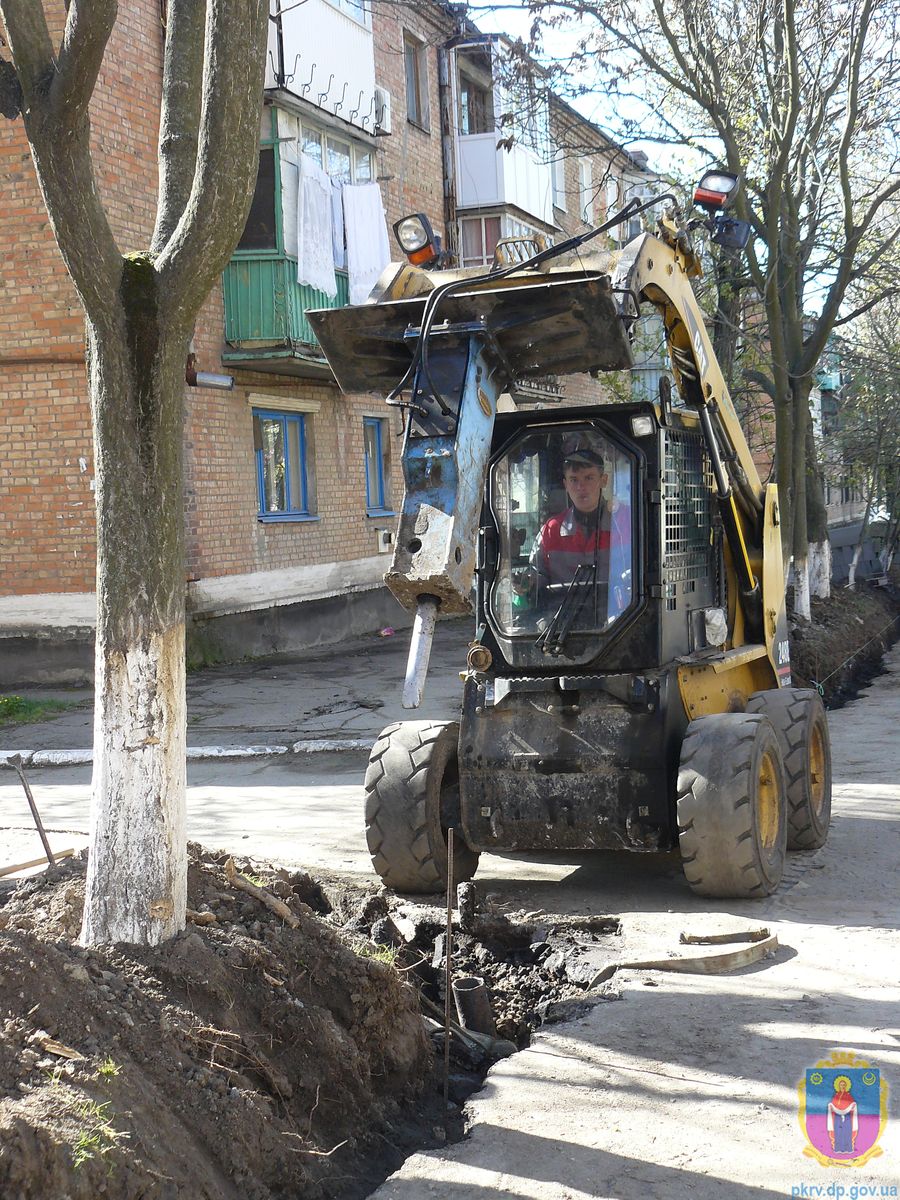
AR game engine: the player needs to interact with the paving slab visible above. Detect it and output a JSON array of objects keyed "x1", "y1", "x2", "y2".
[{"x1": 0, "y1": 617, "x2": 469, "y2": 755}]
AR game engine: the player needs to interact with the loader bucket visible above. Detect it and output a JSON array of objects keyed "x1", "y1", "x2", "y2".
[{"x1": 307, "y1": 269, "x2": 634, "y2": 397}]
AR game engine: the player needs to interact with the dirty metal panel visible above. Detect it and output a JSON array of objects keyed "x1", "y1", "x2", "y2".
[
  {"x1": 458, "y1": 678, "x2": 674, "y2": 853},
  {"x1": 307, "y1": 273, "x2": 634, "y2": 397}
]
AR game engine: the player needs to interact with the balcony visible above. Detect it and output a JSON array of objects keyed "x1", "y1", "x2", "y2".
[
  {"x1": 816, "y1": 370, "x2": 841, "y2": 392},
  {"x1": 222, "y1": 254, "x2": 349, "y2": 377},
  {"x1": 456, "y1": 131, "x2": 554, "y2": 227}
]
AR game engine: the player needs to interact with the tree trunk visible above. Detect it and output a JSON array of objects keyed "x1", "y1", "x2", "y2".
[
  {"x1": 805, "y1": 418, "x2": 830, "y2": 599},
  {"x1": 81, "y1": 260, "x2": 191, "y2": 947},
  {"x1": 808, "y1": 539, "x2": 832, "y2": 599}
]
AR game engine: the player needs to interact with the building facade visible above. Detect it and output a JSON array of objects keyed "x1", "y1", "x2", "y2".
[{"x1": 0, "y1": 0, "x2": 658, "y2": 682}]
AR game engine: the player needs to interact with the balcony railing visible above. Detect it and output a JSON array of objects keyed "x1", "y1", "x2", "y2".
[
  {"x1": 222, "y1": 254, "x2": 349, "y2": 372},
  {"x1": 456, "y1": 131, "x2": 554, "y2": 227}
]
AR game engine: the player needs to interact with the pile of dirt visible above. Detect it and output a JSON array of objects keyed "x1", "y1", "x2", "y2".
[
  {"x1": 789, "y1": 578, "x2": 899, "y2": 707},
  {"x1": 0, "y1": 848, "x2": 438, "y2": 1200},
  {"x1": 0, "y1": 848, "x2": 623, "y2": 1200}
]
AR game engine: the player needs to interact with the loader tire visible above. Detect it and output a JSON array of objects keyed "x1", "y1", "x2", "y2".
[
  {"x1": 364, "y1": 720, "x2": 479, "y2": 894},
  {"x1": 677, "y1": 712, "x2": 787, "y2": 898},
  {"x1": 746, "y1": 688, "x2": 831, "y2": 850}
]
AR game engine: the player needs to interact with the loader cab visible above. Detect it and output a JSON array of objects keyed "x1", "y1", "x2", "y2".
[
  {"x1": 476, "y1": 404, "x2": 725, "y2": 675},
  {"x1": 484, "y1": 421, "x2": 639, "y2": 667}
]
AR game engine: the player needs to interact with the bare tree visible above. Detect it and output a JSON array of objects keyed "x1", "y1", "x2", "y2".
[
  {"x1": 830, "y1": 299, "x2": 900, "y2": 586},
  {"x1": 523, "y1": 0, "x2": 900, "y2": 616},
  {"x1": 0, "y1": 0, "x2": 268, "y2": 944}
]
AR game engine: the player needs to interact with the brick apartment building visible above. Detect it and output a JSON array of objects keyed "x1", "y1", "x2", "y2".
[{"x1": 0, "y1": 0, "x2": 658, "y2": 683}]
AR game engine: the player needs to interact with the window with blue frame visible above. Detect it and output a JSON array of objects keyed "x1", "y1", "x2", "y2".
[
  {"x1": 363, "y1": 417, "x2": 392, "y2": 515},
  {"x1": 253, "y1": 409, "x2": 315, "y2": 520}
]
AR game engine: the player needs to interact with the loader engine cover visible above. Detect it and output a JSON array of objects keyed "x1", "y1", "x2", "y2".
[{"x1": 458, "y1": 673, "x2": 677, "y2": 852}]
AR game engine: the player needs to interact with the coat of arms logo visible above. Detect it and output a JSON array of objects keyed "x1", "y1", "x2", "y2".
[{"x1": 798, "y1": 1050, "x2": 888, "y2": 1167}]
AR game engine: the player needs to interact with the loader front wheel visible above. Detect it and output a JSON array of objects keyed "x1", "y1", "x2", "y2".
[
  {"x1": 364, "y1": 720, "x2": 479, "y2": 894},
  {"x1": 746, "y1": 688, "x2": 831, "y2": 850},
  {"x1": 677, "y1": 713, "x2": 787, "y2": 898}
]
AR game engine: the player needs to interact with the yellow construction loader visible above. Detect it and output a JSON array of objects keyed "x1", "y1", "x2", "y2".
[{"x1": 310, "y1": 170, "x2": 831, "y2": 899}]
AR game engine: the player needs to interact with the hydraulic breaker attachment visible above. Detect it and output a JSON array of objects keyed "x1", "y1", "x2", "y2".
[{"x1": 309, "y1": 268, "x2": 633, "y2": 705}]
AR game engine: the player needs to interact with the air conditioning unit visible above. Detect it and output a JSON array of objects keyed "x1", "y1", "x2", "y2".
[{"x1": 374, "y1": 86, "x2": 391, "y2": 136}]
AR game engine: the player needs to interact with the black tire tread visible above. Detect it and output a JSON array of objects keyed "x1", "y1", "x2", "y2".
[
  {"x1": 677, "y1": 712, "x2": 787, "y2": 898},
  {"x1": 746, "y1": 688, "x2": 831, "y2": 850},
  {"x1": 363, "y1": 720, "x2": 478, "y2": 894}
]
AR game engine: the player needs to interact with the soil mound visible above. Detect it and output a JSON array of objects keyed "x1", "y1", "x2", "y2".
[
  {"x1": 0, "y1": 848, "x2": 430, "y2": 1200},
  {"x1": 789, "y1": 579, "x2": 899, "y2": 706}
]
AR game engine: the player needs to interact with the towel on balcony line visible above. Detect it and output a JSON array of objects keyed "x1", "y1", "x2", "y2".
[
  {"x1": 343, "y1": 182, "x2": 391, "y2": 305},
  {"x1": 331, "y1": 179, "x2": 346, "y2": 270},
  {"x1": 297, "y1": 152, "x2": 337, "y2": 298}
]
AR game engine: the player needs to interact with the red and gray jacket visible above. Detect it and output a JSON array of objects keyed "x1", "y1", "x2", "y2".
[{"x1": 531, "y1": 502, "x2": 631, "y2": 589}]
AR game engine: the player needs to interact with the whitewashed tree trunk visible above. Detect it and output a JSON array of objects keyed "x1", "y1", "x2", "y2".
[
  {"x1": 794, "y1": 555, "x2": 811, "y2": 620},
  {"x1": 1, "y1": 0, "x2": 269, "y2": 946},
  {"x1": 79, "y1": 313, "x2": 191, "y2": 946},
  {"x1": 808, "y1": 539, "x2": 832, "y2": 599},
  {"x1": 83, "y1": 629, "x2": 187, "y2": 944},
  {"x1": 847, "y1": 545, "x2": 861, "y2": 591}
]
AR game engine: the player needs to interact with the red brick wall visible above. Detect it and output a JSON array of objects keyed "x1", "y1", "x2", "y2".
[
  {"x1": 0, "y1": 0, "x2": 163, "y2": 595},
  {"x1": 372, "y1": 2, "x2": 453, "y2": 243},
  {"x1": 4, "y1": 0, "x2": 627, "y2": 601}
]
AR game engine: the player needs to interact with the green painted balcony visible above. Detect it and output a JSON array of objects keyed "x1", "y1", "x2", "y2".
[
  {"x1": 816, "y1": 370, "x2": 841, "y2": 392},
  {"x1": 222, "y1": 254, "x2": 349, "y2": 378}
]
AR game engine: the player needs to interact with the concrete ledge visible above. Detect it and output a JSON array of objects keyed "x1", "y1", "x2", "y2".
[
  {"x1": 1, "y1": 740, "x2": 371, "y2": 768},
  {"x1": 0, "y1": 581, "x2": 410, "y2": 686}
]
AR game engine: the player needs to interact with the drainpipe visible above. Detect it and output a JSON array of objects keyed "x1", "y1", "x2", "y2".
[{"x1": 437, "y1": 46, "x2": 458, "y2": 264}]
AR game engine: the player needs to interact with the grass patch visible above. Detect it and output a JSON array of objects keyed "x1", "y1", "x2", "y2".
[
  {"x1": 357, "y1": 943, "x2": 400, "y2": 966},
  {"x1": 0, "y1": 695, "x2": 76, "y2": 725},
  {"x1": 69, "y1": 1097, "x2": 128, "y2": 1170}
]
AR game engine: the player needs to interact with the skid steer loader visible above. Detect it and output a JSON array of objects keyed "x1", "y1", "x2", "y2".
[{"x1": 309, "y1": 171, "x2": 832, "y2": 899}]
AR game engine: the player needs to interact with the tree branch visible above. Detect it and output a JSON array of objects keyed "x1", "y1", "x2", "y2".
[
  {"x1": 0, "y1": 0, "x2": 54, "y2": 97},
  {"x1": 152, "y1": 0, "x2": 206, "y2": 255},
  {"x1": 52, "y1": 0, "x2": 118, "y2": 122},
  {"x1": 0, "y1": 0, "x2": 122, "y2": 321},
  {"x1": 156, "y1": 0, "x2": 269, "y2": 323}
]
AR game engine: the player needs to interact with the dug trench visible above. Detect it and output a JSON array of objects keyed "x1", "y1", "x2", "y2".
[
  {"x1": 1, "y1": 577, "x2": 897, "y2": 1199},
  {"x1": 0, "y1": 847, "x2": 619, "y2": 1200}
]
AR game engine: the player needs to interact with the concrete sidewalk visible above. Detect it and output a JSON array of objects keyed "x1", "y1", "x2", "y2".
[
  {"x1": 371, "y1": 645, "x2": 900, "y2": 1199},
  {"x1": 0, "y1": 617, "x2": 468, "y2": 763}
]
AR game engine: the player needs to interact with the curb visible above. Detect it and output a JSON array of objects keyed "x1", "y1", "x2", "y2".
[{"x1": 0, "y1": 739, "x2": 373, "y2": 769}]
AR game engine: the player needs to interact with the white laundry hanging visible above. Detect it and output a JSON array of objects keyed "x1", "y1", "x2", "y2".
[
  {"x1": 331, "y1": 178, "x2": 346, "y2": 271},
  {"x1": 281, "y1": 144, "x2": 299, "y2": 260},
  {"x1": 297, "y1": 152, "x2": 336, "y2": 298},
  {"x1": 343, "y1": 182, "x2": 391, "y2": 305}
]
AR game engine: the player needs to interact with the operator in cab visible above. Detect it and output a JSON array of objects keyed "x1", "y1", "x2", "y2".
[{"x1": 530, "y1": 436, "x2": 631, "y2": 603}]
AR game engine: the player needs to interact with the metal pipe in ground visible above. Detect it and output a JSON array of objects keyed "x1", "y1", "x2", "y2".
[{"x1": 452, "y1": 975, "x2": 497, "y2": 1038}]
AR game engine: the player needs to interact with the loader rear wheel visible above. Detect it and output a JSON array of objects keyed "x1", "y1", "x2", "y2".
[
  {"x1": 364, "y1": 720, "x2": 479, "y2": 894},
  {"x1": 746, "y1": 688, "x2": 832, "y2": 850},
  {"x1": 677, "y1": 713, "x2": 787, "y2": 898}
]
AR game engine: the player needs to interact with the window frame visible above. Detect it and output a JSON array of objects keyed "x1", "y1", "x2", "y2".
[
  {"x1": 363, "y1": 416, "x2": 394, "y2": 516},
  {"x1": 404, "y1": 32, "x2": 430, "y2": 130},
  {"x1": 551, "y1": 150, "x2": 568, "y2": 212},
  {"x1": 579, "y1": 159, "x2": 593, "y2": 224},
  {"x1": 253, "y1": 407, "x2": 318, "y2": 523},
  {"x1": 299, "y1": 122, "x2": 375, "y2": 185},
  {"x1": 458, "y1": 212, "x2": 551, "y2": 268},
  {"x1": 235, "y1": 108, "x2": 283, "y2": 259}
]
